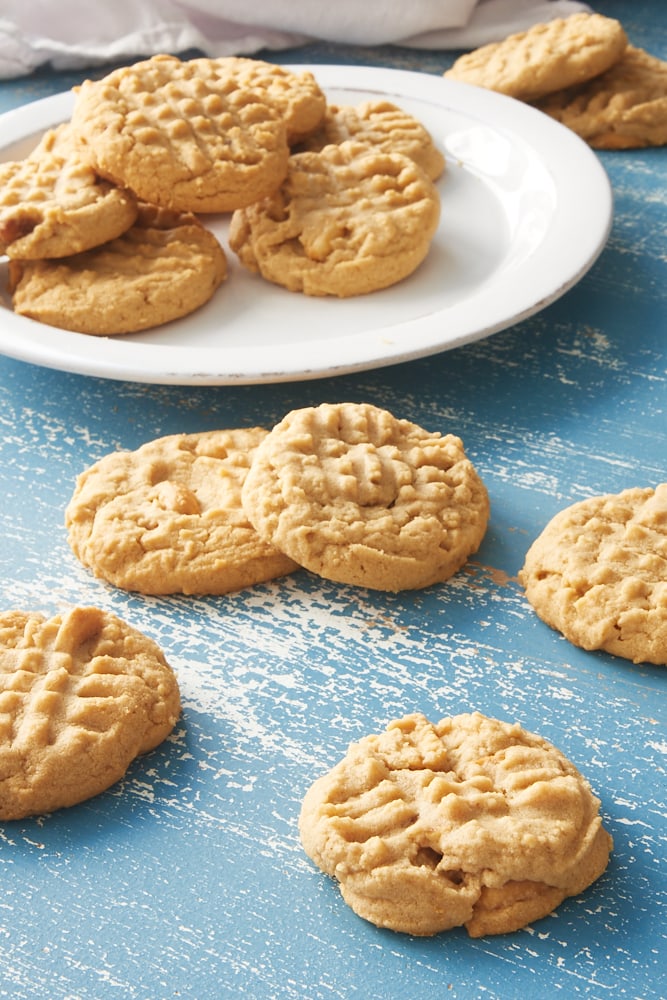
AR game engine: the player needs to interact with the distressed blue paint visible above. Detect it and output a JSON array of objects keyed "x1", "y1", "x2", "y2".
[{"x1": 0, "y1": 4, "x2": 666, "y2": 998}]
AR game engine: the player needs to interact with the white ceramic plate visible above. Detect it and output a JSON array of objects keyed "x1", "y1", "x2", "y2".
[{"x1": 0, "y1": 64, "x2": 612, "y2": 385}]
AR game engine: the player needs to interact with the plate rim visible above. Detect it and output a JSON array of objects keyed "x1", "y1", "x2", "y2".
[{"x1": 0, "y1": 64, "x2": 613, "y2": 385}]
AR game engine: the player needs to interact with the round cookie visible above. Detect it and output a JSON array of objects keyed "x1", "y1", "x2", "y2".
[
  {"x1": 299, "y1": 712, "x2": 612, "y2": 937},
  {"x1": 0, "y1": 148, "x2": 138, "y2": 259},
  {"x1": 70, "y1": 53, "x2": 290, "y2": 212},
  {"x1": 444, "y1": 12, "x2": 628, "y2": 102},
  {"x1": 212, "y1": 56, "x2": 326, "y2": 143},
  {"x1": 65, "y1": 429, "x2": 298, "y2": 595},
  {"x1": 519, "y1": 484, "x2": 667, "y2": 664},
  {"x1": 0, "y1": 606, "x2": 180, "y2": 820},
  {"x1": 534, "y1": 46, "x2": 667, "y2": 149},
  {"x1": 296, "y1": 100, "x2": 445, "y2": 180},
  {"x1": 229, "y1": 141, "x2": 441, "y2": 297},
  {"x1": 240, "y1": 402, "x2": 489, "y2": 591},
  {"x1": 8, "y1": 203, "x2": 227, "y2": 335}
]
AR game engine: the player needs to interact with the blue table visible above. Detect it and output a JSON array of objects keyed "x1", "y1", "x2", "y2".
[{"x1": 0, "y1": 3, "x2": 665, "y2": 998}]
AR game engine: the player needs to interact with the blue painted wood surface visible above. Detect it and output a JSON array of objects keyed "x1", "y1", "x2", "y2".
[{"x1": 0, "y1": 3, "x2": 665, "y2": 998}]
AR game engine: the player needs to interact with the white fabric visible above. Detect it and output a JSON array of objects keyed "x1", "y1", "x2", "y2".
[{"x1": 0, "y1": 0, "x2": 591, "y2": 79}]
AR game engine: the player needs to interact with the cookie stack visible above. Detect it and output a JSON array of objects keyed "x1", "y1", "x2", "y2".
[
  {"x1": 228, "y1": 98, "x2": 444, "y2": 297},
  {"x1": 1, "y1": 55, "x2": 444, "y2": 334},
  {"x1": 1, "y1": 116, "x2": 228, "y2": 335},
  {"x1": 445, "y1": 12, "x2": 667, "y2": 149}
]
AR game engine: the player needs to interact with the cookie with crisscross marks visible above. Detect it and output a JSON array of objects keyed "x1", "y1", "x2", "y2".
[
  {"x1": 0, "y1": 606, "x2": 180, "y2": 819},
  {"x1": 296, "y1": 100, "x2": 445, "y2": 180},
  {"x1": 444, "y1": 13, "x2": 627, "y2": 102},
  {"x1": 229, "y1": 142, "x2": 440, "y2": 297},
  {"x1": 299, "y1": 712, "x2": 612, "y2": 936},
  {"x1": 534, "y1": 46, "x2": 667, "y2": 149},
  {"x1": 0, "y1": 147, "x2": 137, "y2": 260},
  {"x1": 519, "y1": 484, "x2": 667, "y2": 663},
  {"x1": 8, "y1": 202, "x2": 227, "y2": 335},
  {"x1": 212, "y1": 56, "x2": 326, "y2": 143},
  {"x1": 70, "y1": 53, "x2": 290, "y2": 212},
  {"x1": 241, "y1": 402, "x2": 488, "y2": 591}
]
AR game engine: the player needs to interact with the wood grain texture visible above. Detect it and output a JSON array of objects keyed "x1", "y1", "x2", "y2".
[{"x1": 0, "y1": 4, "x2": 665, "y2": 997}]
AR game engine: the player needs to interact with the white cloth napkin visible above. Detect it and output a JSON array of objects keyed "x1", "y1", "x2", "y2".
[{"x1": 0, "y1": 0, "x2": 591, "y2": 79}]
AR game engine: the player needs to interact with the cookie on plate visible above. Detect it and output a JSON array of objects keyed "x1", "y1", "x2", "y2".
[
  {"x1": 229, "y1": 141, "x2": 441, "y2": 297},
  {"x1": 0, "y1": 147, "x2": 138, "y2": 259},
  {"x1": 534, "y1": 45, "x2": 667, "y2": 149},
  {"x1": 297, "y1": 100, "x2": 445, "y2": 180},
  {"x1": 65, "y1": 429, "x2": 298, "y2": 595},
  {"x1": 519, "y1": 484, "x2": 667, "y2": 664},
  {"x1": 241, "y1": 402, "x2": 489, "y2": 591},
  {"x1": 444, "y1": 13, "x2": 628, "y2": 102},
  {"x1": 299, "y1": 712, "x2": 612, "y2": 937},
  {"x1": 27, "y1": 121, "x2": 86, "y2": 160},
  {"x1": 8, "y1": 203, "x2": 227, "y2": 335},
  {"x1": 212, "y1": 56, "x2": 326, "y2": 143},
  {"x1": 0, "y1": 606, "x2": 180, "y2": 819},
  {"x1": 70, "y1": 54, "x2": 290, "y2": 212}
]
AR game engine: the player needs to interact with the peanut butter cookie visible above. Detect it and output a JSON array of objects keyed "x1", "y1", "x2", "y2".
[
  {"x1": 229, "y1": 141, "x2": 440, "y2": 297},
  {"x1": 519, "y1": 484, "x2": 667, "y2": 664},
  {"x1": 70, "y1": 54, "x2": 290, "y2": 212},
  {"x1": 297, "y1": 100, "x2": 445, "y2": 180},
  {"x1": 65, "y1": 429, "x2": 298, "y2": 595},
  {"x1": 534, "y1": 46, "x2": 667, "y2": 149},
  {"x1": 299, "y1": 712, "x2": 612, "y2": 936},
  {"x1": 241, "y1": 402, "x2": 489, "y2": 591},
  {"x1": 0, "y1": 148, "x2": 137, "y2": 259},
  {"x1": 8, "y1": 203, "x2": 227, "y2": 335},
  {"x1": 27, "y1": 121, "x2": 85, "y2": 159},
  {"x1": 0, "y1": 606, "x2": 180, "y2": 819},
  {"x1": 444, "y1": 13, "x2": 627, "y2": 102},
  {"x1": 212, "y1": 56, "x2": 326, "y2": 143}
]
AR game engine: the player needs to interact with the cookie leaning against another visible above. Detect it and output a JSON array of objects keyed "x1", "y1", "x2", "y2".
[
  {"x1": 296, "y1": 100, "x2": 445, "y2": 181},
  {"x1": 241, "y1": 402, "x2": 489, "y2": 591},
  {"x1": 8, "y1": 203, "x2": 227, "y2": 335},
  {"x1": 0, "y1": 606, "x2": 180, "y2": 820},
  {"x1": 0, "y1": 146, "x2": 138, "y2": 260},
  {"x1": 229, "y1": 141, "x2": 441, "y2": 298},
  {"x1": 299, "y1": 712, "x2": 612, "y2": 937},
  {"x1": 65, "y1": 429, "x2": 298, "y2": 595},
  {"x1": 444, "y1": 12, "x2": 628, "y2": 102},
  {"x1": 70, "y1": 53, "x2": 290, "y2": 212},
  {"x1": 519, "y1": 484, "x2": 667, "y2": 664},
  {"x1": 534, "y1": 45, "x2": 667, "y2": 149}
]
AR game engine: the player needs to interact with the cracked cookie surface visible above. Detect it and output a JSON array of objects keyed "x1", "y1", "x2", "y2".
[
  {"x1": 299, "y1": 712, "x2": 612, "y2": 936},
  {"x1": 229, "y1": 141, "x2": 440, "y2": 297}
]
